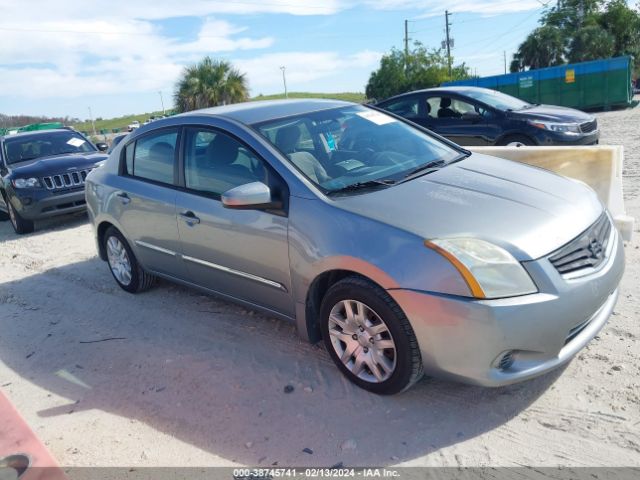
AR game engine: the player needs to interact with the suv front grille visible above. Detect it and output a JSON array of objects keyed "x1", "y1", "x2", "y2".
[
  {"x1": 580, "y1": 120, "x2": 598, "y2": 133},
  {"x1": 42, "y1": 168, "x2": 93, "y2": 191},
  {"x1": 549, "y1": 213, "x2": 612, "y2": 276}
]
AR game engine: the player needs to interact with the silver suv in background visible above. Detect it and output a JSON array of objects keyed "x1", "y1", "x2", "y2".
[{"x1": 86, "y1": 100, "x2": 624, "y2": 394}]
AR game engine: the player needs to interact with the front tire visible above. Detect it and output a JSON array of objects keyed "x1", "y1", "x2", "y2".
[
  {"x1": 497, "y1": 134, "x2": 535, "y2": 147},
  {"x1": 320, "y1": 276, "x2": 424, "y2": 394},
  {"x1": 103, "y1": 227, "x2": 155, "y2": 293},
  {"x1": 7, "y1": 200, "x2": 34, "y2": 234}
]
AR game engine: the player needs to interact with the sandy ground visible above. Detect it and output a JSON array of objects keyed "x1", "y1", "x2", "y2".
[{"x1": 1, "y1": 102, "x2": 639, "y2": 469}]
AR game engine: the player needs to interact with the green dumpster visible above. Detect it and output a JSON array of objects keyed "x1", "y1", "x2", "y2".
[
  {"x1": 17, "y1": 122, "x2": 64, "y2": 132},
  {"x1": 443, "y1": 56, "x2": 634, "y2": 110}
]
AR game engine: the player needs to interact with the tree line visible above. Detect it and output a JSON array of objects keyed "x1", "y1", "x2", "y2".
[{"x1": 511, "y1": 0, "x2": 640, "y2": 72}]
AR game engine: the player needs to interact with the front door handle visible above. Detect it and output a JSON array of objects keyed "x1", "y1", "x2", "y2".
[
  {"x1": 116, "y1": 191, "x2": 130, "y2": 205},
  {"x1": 179, "y1": 211, "x2": 200, "y2": 225}
]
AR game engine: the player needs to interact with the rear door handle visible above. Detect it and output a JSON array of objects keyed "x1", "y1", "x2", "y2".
[
  {"x1": 179, "y1": 211, "x2": 200, "y2": 225},
  {"x1": 116, "y1": 191, "x2": 130, "y2": 205}
]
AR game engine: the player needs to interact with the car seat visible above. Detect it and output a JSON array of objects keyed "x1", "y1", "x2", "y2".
[
  {"x1": 144, "y1": 141, "x2": 175, "y2": 182},
  {"x1": 438, "y1": 98, "x2": 459, "y2": 118},
  {"x1": 193, "y1": 134, "x2": 256, "y2": 193},
  {"x1": 274, "y1": 125, "x2": 329, "y2": 184}
]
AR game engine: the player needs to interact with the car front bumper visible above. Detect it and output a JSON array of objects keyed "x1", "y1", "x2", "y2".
[
  {"x1": 389, "y1": 226, "x2": 624, "y2": 387},
  {"x1": 534, "y1": 130, "x2": 600, "y2": 146},
  {"x1": 10, "y1": 188, "x2": 87, "y2": 220}
]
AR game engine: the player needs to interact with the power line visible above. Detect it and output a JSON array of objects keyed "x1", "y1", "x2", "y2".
[{"x1": 461, "y1": 8, "x2": 543, "y2": 57}]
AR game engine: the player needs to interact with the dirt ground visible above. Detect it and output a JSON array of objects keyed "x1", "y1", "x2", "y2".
[{"x1": 1, "y1": 101, "x2": 639, "y2": 468}]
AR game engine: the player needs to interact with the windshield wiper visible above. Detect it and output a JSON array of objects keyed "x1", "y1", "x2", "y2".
[
  {"x1": 329, "y1": 179, "x2": 396, "y2": 194},
  {"x1": 398, "y1": 154, "x2": 469, "y2": 184}
]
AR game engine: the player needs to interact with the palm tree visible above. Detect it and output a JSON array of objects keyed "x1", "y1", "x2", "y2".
[
  {"x1": 515, "y1": 26, "x2": 565, "y2": 70},
  {"x1": 174, "y1": 57, "x2": 249, "y2": 113}
]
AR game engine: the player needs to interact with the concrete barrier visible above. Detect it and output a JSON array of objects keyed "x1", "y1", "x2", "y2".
[
  {"x1": 0, "y1": 391, "x2": 67, "y2": 479},
  {"x1": 469, "y1": 145, "x2": 634, "y2": 242}
]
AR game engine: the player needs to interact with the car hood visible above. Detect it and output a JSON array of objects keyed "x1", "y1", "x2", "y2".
[
  {"x1": 510, "y1": 104, "x2": 594, "y2": 123},
  {"x1": 8, "y1": 152, "x2": 107, "y2": 177},
  {"x1": 332, "y1": 154, "x2": 603, "y2": 260}
]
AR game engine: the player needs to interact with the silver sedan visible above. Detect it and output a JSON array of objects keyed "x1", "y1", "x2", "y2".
[{"x1": 85, "y1": 99, "x2": 624, "y2": 394}]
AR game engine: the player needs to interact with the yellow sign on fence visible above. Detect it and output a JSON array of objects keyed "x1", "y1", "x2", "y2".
[{"x1": 566, "y1": 69, "x2": 576, "y2": 83}]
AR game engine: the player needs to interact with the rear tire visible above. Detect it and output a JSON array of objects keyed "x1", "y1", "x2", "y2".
[
  {"x1": 497, "y1": 135, "x2": 535, "y2": 147},
  {"x1": 103, "y1": 226, "x2": 156, "y2": 293},
  {"x1": 7, "y1": 200, "x2": 35, "y2": 234},
  {"x1": 319, "y1": 276, "x2": 424, "y2": 395}
]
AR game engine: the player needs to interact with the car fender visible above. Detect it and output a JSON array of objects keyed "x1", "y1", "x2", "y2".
[{"x1": 287, "y1": 195, "x2": 473, "y2": 341}]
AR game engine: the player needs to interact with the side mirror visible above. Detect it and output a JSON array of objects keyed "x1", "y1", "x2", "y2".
[
  {"x1": 461, "y1": 112, "x2": 482, "y2": 123},
  {"x1": 95, "y1": 142, "x2": 109, "y2": 152},
  {"x1": 221, "y1": 182, "x2": 281, "y2": 210}
]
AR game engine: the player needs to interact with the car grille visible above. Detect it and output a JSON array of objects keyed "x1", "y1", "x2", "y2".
[
  {"x1": 549, "y1": 213, "x2": 612, "y2": 276},
  {"x1": 580, "y1": 120, "x2": 598, "y2": 133},
  {"x1": 42, "y1": 168, "x2": 93, "y2": 191}
]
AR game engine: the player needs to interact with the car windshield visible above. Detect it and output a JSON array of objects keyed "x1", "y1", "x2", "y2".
[
  {"x1": 254, "y1": 105, "x2": 462, "y2": 193},
  {"x1": 3, "y1": 130, "x2": 96, "y2": 164},
  {"x1": 462, "y1": 89, "x2": 531, "y2": 111}
]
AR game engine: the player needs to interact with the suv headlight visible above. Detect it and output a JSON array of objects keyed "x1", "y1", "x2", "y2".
[
  {"x1": 12, "y1": 177, "x2": 42, "y2": 188},
  {"x1": 425, "y1": 238, "x2": 538, "y2": 299},
  {"x1": 529, "y1": 120, "x2": 580, "y2": 135}
]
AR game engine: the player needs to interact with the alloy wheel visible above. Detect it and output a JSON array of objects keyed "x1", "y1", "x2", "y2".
[
  {"x1": 106, "y1": 236, "x2": 132, "y2": 286},
  {"x1": 327, "y1": 299, "x2": 397, "y2": 383}
]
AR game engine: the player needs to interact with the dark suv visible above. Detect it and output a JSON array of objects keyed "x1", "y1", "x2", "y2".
[
  {"x1": 376, "y1": 86, "x2": 599, "y2": 147},
  {"x1": 0, "y1": 129, "x2": 108, "y2": 234}
]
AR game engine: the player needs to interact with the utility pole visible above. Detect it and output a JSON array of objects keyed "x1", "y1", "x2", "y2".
[
  {"x1": 280, "y1": 66, "x2": 288, "y2": 98},
  {"x1": 445, "y1": 10, "x2": 452, "y2": 79},
  {"x1": 404, "y1": 19, "x2": 409, "y2": 58},
  {"x1": 404, "y1": 19, "x2": 411, "y2": 72},
  {"x1": 158, "y1": 91, "x2": 165, "y2": 115},
  {"x1": 87, "y1": 106, "x2": 96, "y2": 136},
  {"x1": 504, "y1": 51, "x2": 507, "y2": 74}
]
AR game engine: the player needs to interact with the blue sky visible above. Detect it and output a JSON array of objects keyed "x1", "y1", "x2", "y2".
[{"x1": 0, "y1": 0, "x2": 545, "y2": 120}]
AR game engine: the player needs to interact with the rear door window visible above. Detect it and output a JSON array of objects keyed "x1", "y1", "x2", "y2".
[
  {"x1": 427, "y1": 96, "x2": 492, "y2": 120},
  {"x1": 382, "y1": 96, "x2": 422, "y2": 120},
  {"x1": 124, "y1": 129, "x2": 178, "y2": 184}
]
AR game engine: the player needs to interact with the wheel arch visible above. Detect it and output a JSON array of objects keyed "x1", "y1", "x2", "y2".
[
  {"x1": 495, "y1": 132, "x2": 538, "y2": 146},
  {"x1": 300, "y1": 268, "x2": 391, "y2": 344},
  {"x1": 96, "y1": 220, "x2": 117, "y2": 261}
]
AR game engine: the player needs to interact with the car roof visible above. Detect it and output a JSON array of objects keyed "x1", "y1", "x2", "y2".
[
  {"x1": 380, "y1": 86, "x2": 493, "y2": 103},
  {"x1": 1, "y1": 128, "x2": 76, "y2": 141},
  {"x1": 180, "y1": 99, "x2": 355, "y2": 125}
]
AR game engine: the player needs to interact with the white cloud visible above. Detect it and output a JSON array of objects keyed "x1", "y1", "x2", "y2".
[
  {"x1": 237, "y1": 50, "x2": 382, "y2": 93},
  {"x1": 0, "y1": 0, "x2": 379, "y2": 102},
  {"x1": 0, "y1": 0, "x2": 539, "y2": 114},
  {"x1": 169, "y1": 19, "x2": 274, "y2": 54},
  {"x1": 363, "y1": 0, "x2": 541, "y2": 15}
]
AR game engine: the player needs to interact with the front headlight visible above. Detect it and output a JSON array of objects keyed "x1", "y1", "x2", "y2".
[
  {"x1": 425, "y1": 238, "x2": 538, "y2": 299},
  {"x1": 12, "y1": 177, "x2": 42, "y2": 188},
  {"x1": 528, "y1": 120, "x2": 581, "y2": 134}
]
